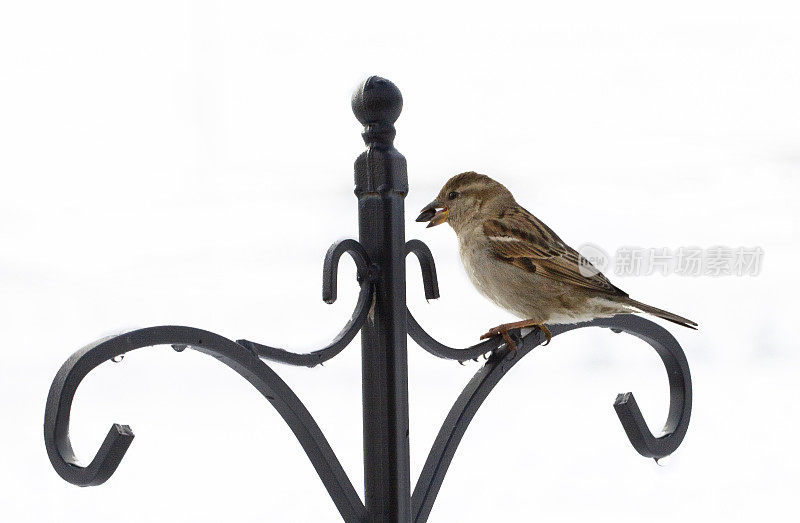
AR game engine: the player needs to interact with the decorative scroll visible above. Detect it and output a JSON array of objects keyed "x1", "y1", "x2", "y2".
[
  {"x1": 42, "y1": 236, "x2": 377, "y2": 523},
  {"x1": 238, "y1": 239, "x2": 375, "y2": 367},
  {"x1": 405, "y1": 240, "x2": 503, "y2": 361}
]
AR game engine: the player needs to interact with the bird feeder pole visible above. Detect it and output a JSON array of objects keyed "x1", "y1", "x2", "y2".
[
  {"x1": 44, "y1": 76, "x2": 692, "y2": 522},
  {"x1": 353, "y1": 77, "x2": 412, "y2": 520}
]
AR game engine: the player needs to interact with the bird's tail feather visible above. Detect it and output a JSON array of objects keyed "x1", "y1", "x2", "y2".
[{"x1": 624, "y1": 298, "x2": 698, "y2": 330}]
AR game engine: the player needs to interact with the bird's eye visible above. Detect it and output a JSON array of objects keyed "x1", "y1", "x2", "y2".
[{"x1": 447, "y1": 191, "x2": 459, "y2": 200}]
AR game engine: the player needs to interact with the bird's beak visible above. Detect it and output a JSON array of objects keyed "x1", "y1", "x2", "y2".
[{"x1": 416, "y1": 201, "x2": 448, "y2": 228}]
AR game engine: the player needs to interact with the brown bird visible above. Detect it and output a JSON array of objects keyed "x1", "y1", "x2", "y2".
[{"x1": 416, "y1": 172, "x2": 697, "y2": 351}]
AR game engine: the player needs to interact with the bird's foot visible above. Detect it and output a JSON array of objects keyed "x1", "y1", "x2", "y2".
[
  {"x1": 480, "y1": 321, "x2": 552, "y2": 351},
  {"x1": 480, "y1": 325, "x2": 519, "y2": 352}
]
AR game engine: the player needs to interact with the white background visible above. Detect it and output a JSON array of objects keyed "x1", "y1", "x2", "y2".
[{"x1": 1, "y1": 1, "x2": 798, "y2": 521}]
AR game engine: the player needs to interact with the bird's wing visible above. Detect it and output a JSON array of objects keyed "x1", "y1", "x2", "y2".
[{"x1": 483, "y1": 207, "x2": 628, "y2": 297}]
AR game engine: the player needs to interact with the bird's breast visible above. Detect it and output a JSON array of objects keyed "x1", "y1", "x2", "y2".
[{"x1": 458, "y1": 235, "x2": 536, "y2": 318}]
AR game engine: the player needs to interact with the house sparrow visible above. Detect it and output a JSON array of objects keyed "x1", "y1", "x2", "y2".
[{"x1": 416, "y1": 171, "x2": 697, "y2": 350}]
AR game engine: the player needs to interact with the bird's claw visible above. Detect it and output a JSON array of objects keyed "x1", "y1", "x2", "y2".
[
  {"x1": 537, "y1": 324, "x2": 552, "y2": 345},
  {"x1": 480, "y1": 326, "x2": 518, "y2": 352}
]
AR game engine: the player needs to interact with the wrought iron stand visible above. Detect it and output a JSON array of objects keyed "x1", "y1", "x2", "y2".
[{"x1": 44, "y1": 76, "x2": 692, "y2": 522}]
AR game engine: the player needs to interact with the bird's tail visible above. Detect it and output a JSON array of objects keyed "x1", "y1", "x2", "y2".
[{"x1": 624, "y1": 298, "x2": 698, "y2": 330}]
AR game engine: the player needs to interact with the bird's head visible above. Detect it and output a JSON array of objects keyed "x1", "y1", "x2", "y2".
[{"x1": 416, "y1": 172, "x2": 514, "y2": 233}]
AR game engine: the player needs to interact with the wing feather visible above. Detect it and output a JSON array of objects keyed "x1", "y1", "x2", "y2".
[{"x1": 484, "y1": 208, "x2": 627, "y2": 297}]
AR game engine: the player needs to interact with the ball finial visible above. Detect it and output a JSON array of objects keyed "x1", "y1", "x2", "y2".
[{"x1": 352, "y1": 76, "x2": 403, "y2": 125}]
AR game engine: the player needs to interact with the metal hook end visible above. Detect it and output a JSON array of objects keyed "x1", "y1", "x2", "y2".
[
  {"x1": 49, "y1": 423, "x2": 135, "y2": 487},
  {"x1": 613, "y1": 392, "x2": 673, "y2": 459}
]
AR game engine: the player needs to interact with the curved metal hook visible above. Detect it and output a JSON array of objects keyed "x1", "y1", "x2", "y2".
[
  {"x1": 405, "y1": 239, "x2": 503, "y2": 361},
  {"x1": 412, "y1": 315, "x2": 691, "y2": 522},
  {"x1": 598, "y1": 315, "x2": 692, "y2": 459},
  {"x1": 405, "y1": 239, "x2": 439, "y2": 300},
  {"x1": 237, "y1": 239, "x2": 375, "y2": 367},
  {"x1": 44, "y1": 326, "x2": 366, "y2": 522}
]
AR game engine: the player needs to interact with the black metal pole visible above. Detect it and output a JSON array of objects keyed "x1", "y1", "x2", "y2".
[{"x1": 352, "y1": 77, "x2": 411, "y2": 522}]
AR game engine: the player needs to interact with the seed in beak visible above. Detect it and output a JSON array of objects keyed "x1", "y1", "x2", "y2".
[
  {"x1": 416, "y1": 201, "x2": 448, "y2": 227},
  {"x1": 416, "y1": 207, "x2": 437, "y2": 222}
]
